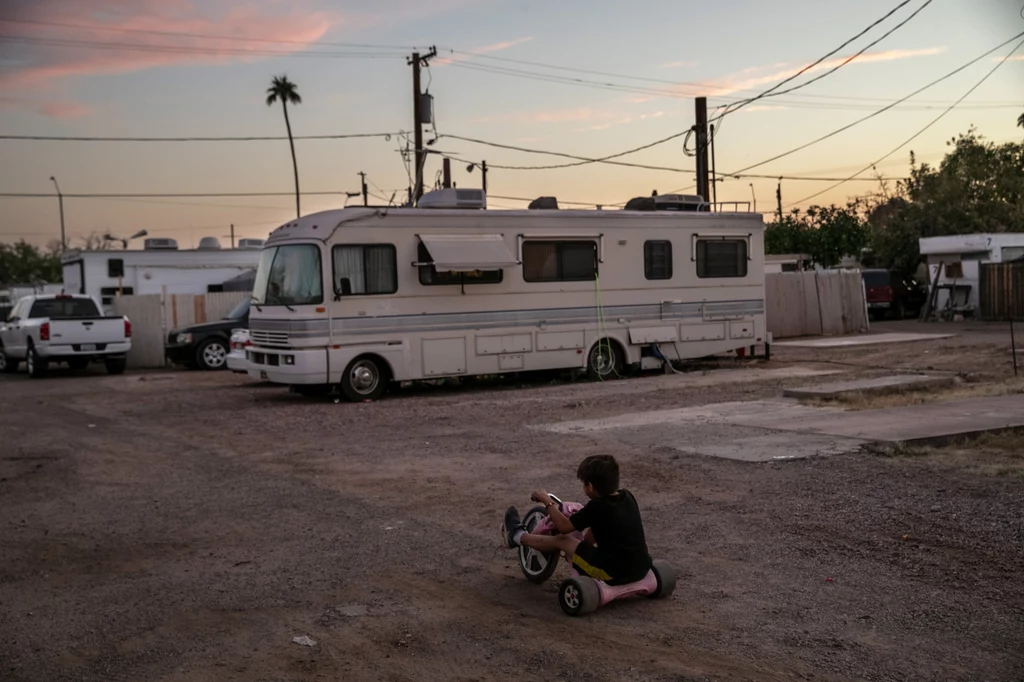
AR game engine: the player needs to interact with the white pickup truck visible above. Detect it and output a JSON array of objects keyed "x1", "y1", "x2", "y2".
[{"x1": 0, "y1": 294, "x2": 132, "y2": 378}]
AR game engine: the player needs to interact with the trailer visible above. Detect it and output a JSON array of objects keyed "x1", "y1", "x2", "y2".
[{"x1": 245, "y1": 189, "x2": 767, "y2": 400}]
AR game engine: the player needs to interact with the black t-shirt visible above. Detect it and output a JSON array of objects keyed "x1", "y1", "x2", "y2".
[{"x1": 570, "y1": 489, "x2": 652, "y2": 581}]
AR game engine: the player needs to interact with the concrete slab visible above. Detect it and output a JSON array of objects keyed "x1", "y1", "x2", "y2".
[
  {"x1": 782, "y1": 374, "x2": 955, "y2": 399},
  {"x1": 773, "y1": 332, "x2": 955, "y2": 348},
  {"x1": 742, "y1": 394, "x2": 1024, "y2": 446},
  {"x1": 535, "y1": 393, "x2": 1024, "y2": 460}
]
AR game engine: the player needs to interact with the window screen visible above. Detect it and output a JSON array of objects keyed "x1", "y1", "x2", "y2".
[
  {"x1": 332, "y1": 245, "x2": 397, "y2": 295},
  {"x1": 522, "y1": 241, "x2": 597, "y2": 282},
  {"x1": 696, "y1": 239, "x2": 748, "y2": 278},
  {"x1": 417, "y1": 242, "x2": 502, "y2": 286},
  {"x1": 644, "y1": 240, "x2": 672, "y2": 280}
]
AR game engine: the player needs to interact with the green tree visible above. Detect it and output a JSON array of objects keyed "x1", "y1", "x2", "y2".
[
  {"x1": 867, "y1": 130, "x2": 1024, "y2": 274},
  {"x1": 764, "y1": 213, "x2": 811, "y2": 256},
  {"x1": 764, "y1": 203, "x2": 867, "y2": 269},
  {"x1": 0, "y1": 241, "x2": 62, "y2": 287},
  {"x1": 266, "y1": 75, "x2": 303, "y2": 218}
]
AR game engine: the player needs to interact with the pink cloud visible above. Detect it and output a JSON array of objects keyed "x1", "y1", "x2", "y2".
[
  {"x1": 0, "y1": 0, "x2": 337, "y2": 103},
  {"x1": 658, "y1": 60, "x2": 698, "y2": 69},
  {"x1": 39, "y1": 101, "x2": 95, "y2": 118},
  {"x1": 435, "y1": 36, "x2": 533, "y2": 66}
]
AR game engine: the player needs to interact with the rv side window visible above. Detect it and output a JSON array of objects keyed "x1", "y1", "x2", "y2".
[
  {"x1": 644, "y1": 241, "x2": 672, "y2": 280},
  {"x1": 108, "y1": 258, "x2": 124, "y2": 278},
  {"x1": 332, "y1": 244, "x2": 398, "y2": 296},
  {"x1": 696, "y1": 239, "x2": 748, "y2": 278},
  {"x1": 522, "y1": 241, "x2": 597, "y2": 282},
  {"x1": 417, "y1": 242, "x2": 503, "y2": 286}
]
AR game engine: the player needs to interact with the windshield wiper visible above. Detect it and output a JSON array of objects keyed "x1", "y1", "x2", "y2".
[
  {"x1": 250, "y1": 297, "x2": 262, "y2": 312},
  {"x1": 283, "y1": 303, "x2": 295, "y2": 312}
]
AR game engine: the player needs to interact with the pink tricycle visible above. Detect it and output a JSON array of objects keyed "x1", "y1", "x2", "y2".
[{"x1": 517, "y1": 493, "x2": 677, "y2": 616}]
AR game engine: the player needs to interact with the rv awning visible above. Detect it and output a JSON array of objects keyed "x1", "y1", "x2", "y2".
[{"x1": 418, "y1": 234, "x2": 518, "y2": 272}]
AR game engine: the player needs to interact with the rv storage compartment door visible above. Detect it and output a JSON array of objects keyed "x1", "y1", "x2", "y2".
[{"x1": 418, "y1": 234, "x2": 518, "y2": 272}]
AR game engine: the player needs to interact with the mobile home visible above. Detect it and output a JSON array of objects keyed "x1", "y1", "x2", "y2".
[
  {"x1": 919, "y1": 233, "x2": 1024, "y2": 314},
  {"x1": 61, "y1": 237, "x2": 264, "y2": 311},
  {"x1": 245, "y1": 190, "x2": 767, "y2": 400}
]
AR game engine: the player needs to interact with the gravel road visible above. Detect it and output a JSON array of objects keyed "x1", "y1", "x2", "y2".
[{"x1": 2, "y1": 324, "x2": 1022, "y2": 682}]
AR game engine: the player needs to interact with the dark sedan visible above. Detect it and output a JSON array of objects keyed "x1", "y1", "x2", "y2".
[{"x1": 166, "y1": 298, "x2": 249, "y2": 370}]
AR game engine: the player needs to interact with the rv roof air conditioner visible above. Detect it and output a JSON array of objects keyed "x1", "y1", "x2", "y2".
[
  {"x1": 417, "y1": 188, "x2": 486, "y2": 210},
  {"x1": 143, "y1": 238, "x2": 179, "y2": 250},
  {"x1": 236, "y1": 238, "x2": 265, "y2": 250},
  {"x1": 197, "y1": 237, "x2": 222, "y2": 250},
  {"x1": 528, "y1": 196, "x2": 559, "y2": 210},
  {"x1": 623, "y1": 194, "x2": 705, "y2": 212}
]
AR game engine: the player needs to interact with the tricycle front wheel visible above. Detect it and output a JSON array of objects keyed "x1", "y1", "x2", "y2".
[{"x1": 518, "y1": 505, "x2": 559, "y2": 584}]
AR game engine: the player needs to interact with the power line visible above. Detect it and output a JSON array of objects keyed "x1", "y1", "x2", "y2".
[
  {"x1": 713, "y1": 30, "x2": 1024, "y2": 180},
  {"x1": 0, "y1": 18, "x2": 417, "y2": 51},
  {"x1": 0, "y1": 132, "x2": 398, "y2": 142},
  {"x1": 715, "y1": 0, "x2": 928, "y2": 120},
  {"x1": 785, "y1": 34, "x2": 1024, "y2": 208},
  {"x1": 0, "y1": 191, "x2": 350, "y2": 199},
  {"x1": 0, "y1": 35, "x2": 406, "y2": 59}
]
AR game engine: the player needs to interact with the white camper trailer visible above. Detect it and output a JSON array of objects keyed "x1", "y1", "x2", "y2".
[{"x1": 246, "y1": 190, "x2": 767, "y2": 400}]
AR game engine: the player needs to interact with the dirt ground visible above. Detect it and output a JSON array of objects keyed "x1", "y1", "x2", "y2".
[{"x1": 2, "y1": 321, "x2": 1023, "y2": 682}]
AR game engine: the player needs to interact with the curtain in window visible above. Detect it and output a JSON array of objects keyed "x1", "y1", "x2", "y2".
[
  {"x1": 333, "y1": 246, "x2": 366, "y2": 294},
  {"x1": 365, "y1": 246, "x2": 395, "y2": 293},
  {"x1": 523, "y1": 242, "x2": 558, "y2": 281}
]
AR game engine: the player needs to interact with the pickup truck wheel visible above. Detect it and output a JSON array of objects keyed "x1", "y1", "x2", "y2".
[
  {"x1": 0, "y1": 347, "x2": 18, "y2": 374},
  {"x1": 27, "y1": 346, "x2": 48, "y2": 379},
  {"x1": 105, "y1": 358, "x2": 127, "y2": 375},
  {"x1": 196, "y1": 338, "x2": 229, "y2": 371}
]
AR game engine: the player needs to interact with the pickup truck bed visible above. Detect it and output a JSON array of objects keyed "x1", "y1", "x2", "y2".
[{"x1": 0, "y1": 294, "x2": 132, "y2": 378}]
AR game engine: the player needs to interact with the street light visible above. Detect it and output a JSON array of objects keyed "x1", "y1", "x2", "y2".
[
  {"x1": 49, "y1": 176, "x2": 66, "y2": 251},
  {"x1": 748, "y1": 183, "x2": 757, "y2": 213}
]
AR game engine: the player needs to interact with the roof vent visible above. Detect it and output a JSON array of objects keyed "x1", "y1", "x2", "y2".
[
  {"x1": 528, "y1": 196, "x2": 559, "y2": 210},
  {"x1": 236, "y1": 238, "x2": 265, "y2": 250},
  {"x1": 143, "y1": 238, "x2": 179, "y2": 250},
  {"x1": 418, "y1": 188, "x2": 486, "y2": 209},
  {"x1": 623, "y1": 194, "x2": 705, "y2": 212},
  {"x1": 197, "y1": 237, "x2": 222, "y2": 250}
]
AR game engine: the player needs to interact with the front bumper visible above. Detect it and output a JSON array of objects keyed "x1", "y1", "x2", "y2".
[
  {"x1": 246, "y1": 347, "x2": 328, "y2": 384},
  {"x1": 226, "y1": 350, "x2": 248, "y2": 373},
  {"x1": 165, "y1": 343, "x2": 196, "y2": 365}
]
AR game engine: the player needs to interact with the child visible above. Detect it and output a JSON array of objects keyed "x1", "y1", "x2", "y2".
[{"x1": 502, "y1": 454, "x2": 653, "y2": 585}]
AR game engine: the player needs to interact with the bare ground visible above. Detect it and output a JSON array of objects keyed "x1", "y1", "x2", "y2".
[{"x1": 1, "y1": 321, "x2": 1022, "y2": 682}]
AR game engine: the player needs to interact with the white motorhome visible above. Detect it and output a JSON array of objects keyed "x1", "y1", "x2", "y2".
[
  {"x1": 245, "y1": 190, "x2": 767, "y2": 400},
  {"x1": 61, "y1": 237, "x2": 264, "y2": 312}
]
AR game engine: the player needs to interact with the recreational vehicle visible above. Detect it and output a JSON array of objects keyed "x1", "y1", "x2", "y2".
[{"x1": 245, "y1": 189, "x2": 767, "y2": 400}]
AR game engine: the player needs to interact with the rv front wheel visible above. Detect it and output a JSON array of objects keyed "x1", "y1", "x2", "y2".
[
  {"x1": 341, "y1": 356, "x2": 388, "y2": 402},
  {"x1": 586, "y1": 340, "x2": 623, "y2": 381}
]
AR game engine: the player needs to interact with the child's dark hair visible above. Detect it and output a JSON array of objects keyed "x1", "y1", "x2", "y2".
[{"x1": 577, "y1": 455, "x2": 620, "y2": 496}]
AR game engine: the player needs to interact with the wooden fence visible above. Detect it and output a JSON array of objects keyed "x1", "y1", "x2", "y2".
[
  {"x1": 113, "y1": 291, "x2": 248, "y2": 368},
  {"x1": 766, "y1": 270, "x2": 868, "y2": 339},
  {"x1": 979, "y1": 262, "x2": 1024, "y2": 321}
]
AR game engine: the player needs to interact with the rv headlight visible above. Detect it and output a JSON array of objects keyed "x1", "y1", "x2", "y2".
[{"x1": 176, "y1": 333, "x2": 193, "y2": 344}]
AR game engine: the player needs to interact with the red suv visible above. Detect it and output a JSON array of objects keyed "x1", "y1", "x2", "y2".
[{"x1": 862, "y1": 269, "x2": 927, "y2": 320}]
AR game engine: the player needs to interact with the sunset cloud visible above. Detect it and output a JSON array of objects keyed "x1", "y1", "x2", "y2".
[
  {"x1": 434, "y1": 36, "x2": 533, "y2": 65},
  {"x1": 0, "y1": 0, "x2": 337, "y2": 113},
  {"x1": 658, "y1": 60, "x2": 698, "y2": 69}
]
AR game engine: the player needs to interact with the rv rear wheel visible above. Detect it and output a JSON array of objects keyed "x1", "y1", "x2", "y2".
[
  {"x1": 586, "y1": 340, "x2": 623, "y2": 381},
  {"x1": 340, "y1": 356, "x2": 388, "y2": 402}
]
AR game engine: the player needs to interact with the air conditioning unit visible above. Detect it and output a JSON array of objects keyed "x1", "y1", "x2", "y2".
[
  {"x1": 197, "y1": 237, "x2": 222, "y2": 250},
  {"x1": 236, "y1": 238, "x2": 265, "y2": 250},
  {"x1": 417, "y1": 188, "x2": 487, "y2": 210},
  {"x1": 143, "y1": 238, "x2": 179, "y2": 250},
  {"x1": 623, "y1": 194, "x2": 705, "y2": 212}
]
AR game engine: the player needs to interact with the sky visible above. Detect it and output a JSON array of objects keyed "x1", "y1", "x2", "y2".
[{"x1": 1, "y1": 0, "x2": 1023, "y2": 249}]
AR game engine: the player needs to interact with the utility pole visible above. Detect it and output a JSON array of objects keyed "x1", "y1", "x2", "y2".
[
  {"x1": 481, "y1": 160, "x2": 488, "y2": 195},
  {"x1": 409, "y1": 47, "x2": 437, "y2": 205},
  {"x1": 442, "y1": 157, "x2": 452, "y2": 189},
  {"x1": 49, "y1": 176, "x2": 66, "y2": 251},
  {"x1": 358, "y1": 172, "x2": 368, "y2": 207},
  {"x1": 693, "y1": 97, "x2": 710, "y2": 210},
  {"x1": 230, "y1": 224, "x2": 235, "y2": 248},
  {"x1": 749, "y1": 183, "x2": 757, "y2": 213},
  {"x1": 776, "y1": 178, "x2": 783, "y2": 221},
  {"x1": 709, "y1": 123, "x2": 718, "y2": 210}
]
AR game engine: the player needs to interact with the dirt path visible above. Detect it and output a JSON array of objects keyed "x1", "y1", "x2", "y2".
[{"x1": 2, "y1": 336, "x2": 1022, "y2": 682}]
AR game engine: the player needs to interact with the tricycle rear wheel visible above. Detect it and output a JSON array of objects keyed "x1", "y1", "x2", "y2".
[
  {"x1": 649, "y1": 559, "x2": 677, "y2": 599},
  {"x1": 559, "y1": 576, "x2": 600, "y2": 616}
]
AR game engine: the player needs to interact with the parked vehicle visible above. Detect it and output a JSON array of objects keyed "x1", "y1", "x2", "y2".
[
  {"x1": 227, "y1": 328, "x2": 251, "y2": 374},
  {"x1": 165, "y1": 298, "x2": 250, "y2": 371},
  {"x1": 861, "y1": 269, "x2": 927, "y2": 320},
  {"x1": 0, "y1": 294, "x2": 131, "y2": 378},
  {"x1": 246, "y1": 188, "x2": 767, "y2": 401}
]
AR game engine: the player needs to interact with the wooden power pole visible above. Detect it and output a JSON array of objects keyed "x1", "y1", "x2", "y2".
[
  {"x1": 694, "y1": 97, "x2": 710, "y2": 210},
  {"x1": 409, "y1": 47, "x2": 437, "y2": 205}
]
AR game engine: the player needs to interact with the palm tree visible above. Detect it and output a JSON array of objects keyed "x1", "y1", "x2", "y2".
[
  {"x1": 1018, "y1": 111, "x2": 1024, "y2": 129},
  {"x1": 266, "y1": 75, "x2": 302, "y2": 217}
]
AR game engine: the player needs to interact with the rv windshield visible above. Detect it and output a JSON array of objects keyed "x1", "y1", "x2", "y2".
[{"x1": 252, "y1": 244, "x2": 323, "y2": 306}]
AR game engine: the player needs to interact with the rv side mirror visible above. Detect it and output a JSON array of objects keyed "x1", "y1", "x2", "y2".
[{"x1": 339, "y1": 277, "x2": 352, "y2": 296}]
